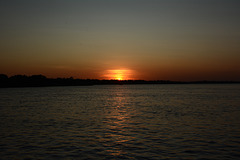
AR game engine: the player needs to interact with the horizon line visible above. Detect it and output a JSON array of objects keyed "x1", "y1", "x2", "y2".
[{"x1": 1, "y1": 73, "x2": 240, "y2": 83}]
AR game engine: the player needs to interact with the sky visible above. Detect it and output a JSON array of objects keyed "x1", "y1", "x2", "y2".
[{"x1": 1, "y1": 0, "x2": 240, "y2": 81}]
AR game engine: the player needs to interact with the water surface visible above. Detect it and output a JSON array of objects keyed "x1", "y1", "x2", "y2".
[{"x1": 0, "y1": 84, "x2": 240, "y2": 159}]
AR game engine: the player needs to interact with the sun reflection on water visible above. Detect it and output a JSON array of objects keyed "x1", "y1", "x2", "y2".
[{"x1": 101, "y1": 87, "x2": 135, "y2": 157}]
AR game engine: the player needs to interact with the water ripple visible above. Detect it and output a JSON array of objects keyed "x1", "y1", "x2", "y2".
[{"x1": 0, "y1": 84, "x2": 240, "y2": 159}]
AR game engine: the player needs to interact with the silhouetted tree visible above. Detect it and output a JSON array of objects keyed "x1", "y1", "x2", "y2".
[
  {"x1": 0, "y1": 74, "x2": 8, "y2": 87},
  {"x1": 10, "y1": 75, "x2": 28, "y2": 80},
  {"x1": 0, "y1": 74, "x2": 8, "y2": 80},
  {"x1": 30, "y1": 75, "x2": 47, "y2": 80},
  {"x1": 0, "y1": 73, "x2": 239, "y2": 88}
]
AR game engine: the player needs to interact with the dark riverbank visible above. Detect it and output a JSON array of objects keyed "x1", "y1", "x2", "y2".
[{"x1": 0, "y1": 74, "x2": 239, "y2": 88}]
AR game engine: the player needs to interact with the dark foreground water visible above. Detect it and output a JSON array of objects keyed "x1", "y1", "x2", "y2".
[{"x1": 0, "y1": 84, "x2": 240, "y2": 160}]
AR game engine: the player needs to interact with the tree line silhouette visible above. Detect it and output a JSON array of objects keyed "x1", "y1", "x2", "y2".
[{"x1": 0, "y1": 74, "x2": 239, "y2": 88}]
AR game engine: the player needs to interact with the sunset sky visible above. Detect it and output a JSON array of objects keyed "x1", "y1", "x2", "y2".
[{"x1": 1, "y1": 0, "x2": 240, "y2": 81}]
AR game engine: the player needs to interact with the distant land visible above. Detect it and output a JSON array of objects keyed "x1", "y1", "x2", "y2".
[{"x1": 0, "y1": 74, "x2": 239, "y2": 88}]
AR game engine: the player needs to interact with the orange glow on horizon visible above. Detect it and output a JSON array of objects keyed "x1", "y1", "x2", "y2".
[{"x1": 103, "y1": 69, "x2": 134, "y2": 80}]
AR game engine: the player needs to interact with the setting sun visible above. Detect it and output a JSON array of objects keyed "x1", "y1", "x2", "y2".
[{"x1": 103, "y1": 69, "x2": 134, "y2": 80}]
